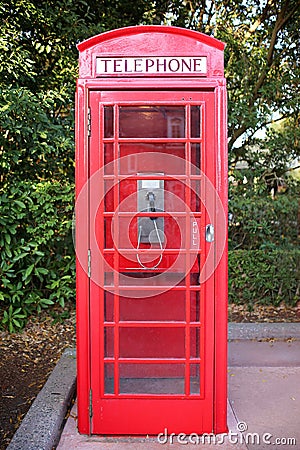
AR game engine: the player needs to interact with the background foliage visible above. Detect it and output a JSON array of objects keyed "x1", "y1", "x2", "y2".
[
  {"x1": 229, "y1": 249, "x2": 299, "y2": 307},
  {"x1": 0, "y1": 181, "x2": 74, "y2": 331},
  {"x1": 229, "y1": 193, "x2": 299, "y2": 250},
  {"x1": 0, "y1": 0, "x2": 299, "y2": 330}
]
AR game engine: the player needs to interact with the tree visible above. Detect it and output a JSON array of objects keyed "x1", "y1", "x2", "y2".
[
  {"x1": 1, "y1": 0, "x2": 299, "y2": 329},
  {"x1": 148, "y1": 0, "x2": 300, "y2": 191},
  {"x1": 0, "y1": 0, "x2": 83, "y2": 183},
  {"x1": 0, "y1": 0, "x2": 153, "y2": 184},
  {"x1": 1, "y1": 0, "x2": 299, "y2": 186}
]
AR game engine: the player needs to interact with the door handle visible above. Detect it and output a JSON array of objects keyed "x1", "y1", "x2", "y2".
[{"x1": 205, "y1": 224, "x2": 214, "y2": 242}]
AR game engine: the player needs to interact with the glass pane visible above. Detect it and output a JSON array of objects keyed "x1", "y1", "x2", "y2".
[
  {"x1": 190, "y1": 291, "x2": 200, "y2": 322},
  {"x1": 104, "y1": 217, "x2": 113, "y2": 248},
  {"x1": 165, "y1": 180, "x2": 186, "y2": 210},
  {"x1": 190, "y1": 363, "x2": 200, "y2": 395},
  {"x1": 118, "y1": 179, "x2": 138, "y2": 212},
  {"x1": 104, "y1": 143, "x2": 114, "y2": 174},
  {"x1": 119, "y1": 291, "x2": 185, "y2": 321},
  {"x1": 190, "y1": 269, "x2": 200, "y2": 286},
  {"x1": 191, "y1": 143, "x2": 201, "y2": 175},
  {"x1": 104, "y1": 106, "x2": 114, "y2": 138},
  {"x1": 117, "y1": 215, "x2": 186, "y2": 249},
  {"x1": 119, "y1": 106, "x2": 185, "y2": 138},
  {"x1": 119, "y1": 364, "x2": 185, "y2": 394},
  {"x1": 119, "y1": 327, "x2": 185, "y2": 358},
  {"x1": 190, "y1": 327, "x2": 200, "y2": 359},
  {"x1": 104, "y1": 292, "x2": 114, "y2": 322},
  {"x1": 104, "y1": 327, "x2": 114, "y2": 357},
  {"x1": 104, "y1": 179, "x2": 114, "y2": 211},
  {"x1": 118, "y1": 179, "x2": 186, "y2": 213},
  {"x1": 104, "y1": 271, "x2": 114, "y2": 286},
  {"x1": 119, "y1": 144, "x2": 185, "y2": 175},
  {"x1": 191, "y1": 106, "x2": 201, "y2": 138},
  {"x1": 104, "y1": 363, "x2": 114, "y2": 394},
  {"x1": 191, "y1": 179, "x2": 201, "y2": 212},
  {"x1": 118, "y1": 271, "x2": 186, "y2": 290}
]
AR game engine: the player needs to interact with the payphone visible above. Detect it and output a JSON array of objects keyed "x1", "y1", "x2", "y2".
[
  {"x1": 136, "y1": 174, "x2": 164, "y2": 269},
  {"x1": 137, "y1": 175, "x2": 164, "y2": 242},
  {"x1": 76, "y1": 25, "x2": 228, "y2": 436}
]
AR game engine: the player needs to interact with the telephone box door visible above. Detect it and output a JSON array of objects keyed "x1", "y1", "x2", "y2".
[{"x1": 88, "y1": 89, "x2": 216, "y2": 434}]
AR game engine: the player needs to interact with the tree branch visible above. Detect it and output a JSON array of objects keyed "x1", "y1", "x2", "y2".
[
  {"x1": 229, "y1": 124, "x2": 248, "y2": 151},
  {"x1": 230, "y1": 1, "x2": 299, "y2": 150},
  {"x1": 287, "y1": 165, "x2": 300, "y2": 172},
  {"x1": 253, "y1": 1, "x2": 298, "y2": 99},
  {"x1": 197, "y1": 0, "x2": 205, "y2": 29},
  {"x1": 205, "y1": 0, "x2": 215, "y2": 34},
  {"x1": 243, "y1": 0, "x2": 271, "y2": 41}
]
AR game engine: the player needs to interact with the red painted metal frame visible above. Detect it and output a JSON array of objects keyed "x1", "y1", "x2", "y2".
[
  {"x1": 89, "y1": 90, "x2": 214, "y2": 434},
  {"x1": 76, "y1": 25, "x2": 227, "y2": 436},
  {"x1": 78, "y1": 25, "x2": 225, "y2": 54}
]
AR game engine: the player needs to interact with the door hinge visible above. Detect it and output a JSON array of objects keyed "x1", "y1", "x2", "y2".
[
  {"x1": 89, "y1": 388, "x2": 93, "y2": 419},
  {"x1": 87, "y1": 249, "x2": 91, "y2": 278},
  {"x1": 87, "y1": 107, "x2": 91, "y2": 137}
]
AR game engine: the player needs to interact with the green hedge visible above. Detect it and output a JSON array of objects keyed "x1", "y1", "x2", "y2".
[
  {"x1": 229, "y1": 195, "x2": 299, "y2": 250},
  {"x1": 229, "y1": 250, "x2": 300, "y2": 307},
  {"x1": 1, "y1": 181, "x2": 299, "y2": 331},
  {"x1": 0, "y1": 181, "x2": 74, "y2": 331}
]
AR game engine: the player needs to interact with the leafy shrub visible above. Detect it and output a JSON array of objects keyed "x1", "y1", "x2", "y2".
[
  {"x1": 229, "y1": 250, "x2": 300, "y2": 307},
  {"x1": 0, "y1": 87, "x2": 74, "y2": 185},
  {"x1": 228, "y1": 194, "x2": 299, "y2": 250},
  {"x1": 1, "y1": 179, "x2": 299, "y2": 331},
  {"x1": 0, "y1": 181, "x2": 74, "y2": 331}
]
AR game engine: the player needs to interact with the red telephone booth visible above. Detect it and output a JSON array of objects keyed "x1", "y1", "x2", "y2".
[{"x1": 76, "y1": 25, "x2": 228, "y2": 436}]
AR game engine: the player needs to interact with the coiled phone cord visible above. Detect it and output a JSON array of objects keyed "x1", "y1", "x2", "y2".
[{"x1": 136, "y1": 218, "x2": 163, "y2": 269}]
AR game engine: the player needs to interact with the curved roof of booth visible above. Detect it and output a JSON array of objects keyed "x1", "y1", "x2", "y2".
[
  {"x1": 77, "y1": 25, "x2": 225, "y2": 79},
  {"x1": 77, "y1": 25, "x2": 225, "y2": 52}
]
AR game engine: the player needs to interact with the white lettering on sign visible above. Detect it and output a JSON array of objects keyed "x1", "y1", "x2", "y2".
[
  {"x1": 191, "y1": 219, "x2": 200, "y2": 249},
  {"x1": 96, "y1": 57, "x2": 207, "y2": 75}
]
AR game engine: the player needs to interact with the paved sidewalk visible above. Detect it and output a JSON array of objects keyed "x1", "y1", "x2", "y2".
[
  {"x1": 58, "y1": 340, "x2": 300, "y2": 450},
  {"x1": 57, "y1": 399, "x2": 246, "y2": 449},
  {"x1": 7, "y1": 323, "x2": 300, "y2": 450}
]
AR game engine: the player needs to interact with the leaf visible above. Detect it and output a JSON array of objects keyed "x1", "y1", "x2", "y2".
[
  {"x1": 14, "y1": 200, "x2": 26, "y2": 208},
  {"x1": 22, "y1": 264, "x2": 34, "y2": 280},
  {"x1": 35, "y1": 267, "x2": 49, "y2": 275},
  {"x1": 5, "y1": 246, "x2": 12, "y2": 258},
  {"x1": 13, "y1": 252, "x2": 29, "y2": 262},
  {"x1": 40, "y1": 299, "x2": 55, "y2": 305},
  {"x1": 12, "y1": 318, "x2": 22, "y2": 328},
  {"x1": 0, "y1": 103, "x2": 11, "y2": 112}
]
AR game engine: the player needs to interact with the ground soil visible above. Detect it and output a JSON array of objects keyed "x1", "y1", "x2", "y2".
[
  {"x1": 0, "y1": 304, "x2": 299, "y2": 449},
  {"x1": 0, "y1": 311, "x2": 76, "y2": 450}
]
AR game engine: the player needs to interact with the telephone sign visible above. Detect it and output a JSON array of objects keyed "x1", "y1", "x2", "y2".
[
  {"x1": 96, "y1": 56, "x2": 207, "y2": 75},
  {"x1": 76, "y1": 25, "x2": 228, "y2": 436}
]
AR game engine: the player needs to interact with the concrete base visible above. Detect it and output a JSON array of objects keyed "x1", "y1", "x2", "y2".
[
  {"x1": 228, "y1": 322, "x2": 300, "y2": 340},
  {"x1": 57, "y1": 400, "x2": 247, "y2": 449},
  {"x1": 7, "y1": 323, "x2": 300, "y2": 450},
  {"x1": 7, "y1": 348, "x2": 76, "y2": 450}
]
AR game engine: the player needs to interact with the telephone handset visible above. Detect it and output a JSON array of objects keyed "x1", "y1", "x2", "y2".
[{"x1": 146, "y1": 191, "x2": 157, "y2": 217}]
